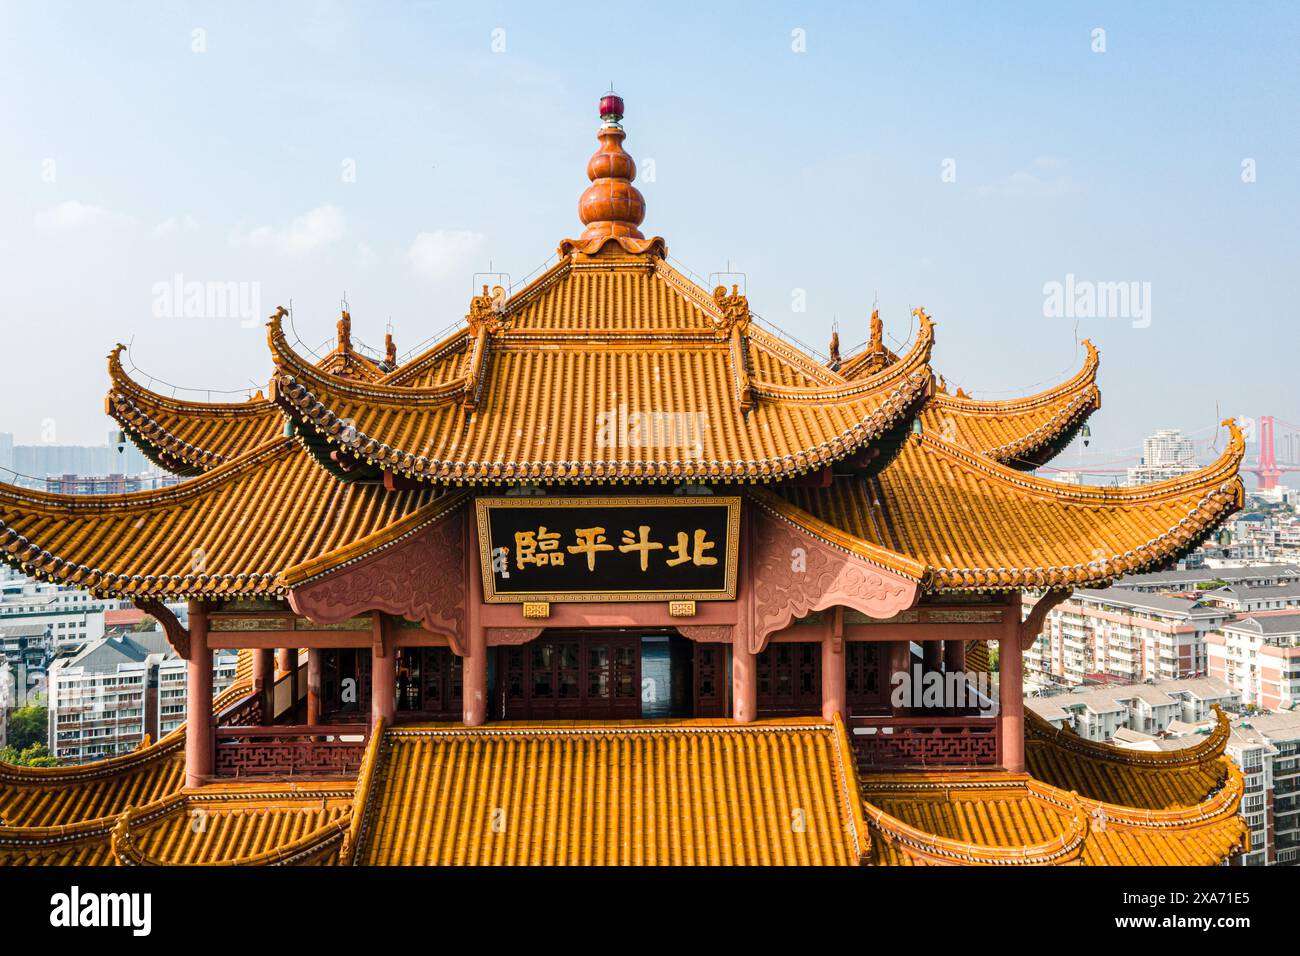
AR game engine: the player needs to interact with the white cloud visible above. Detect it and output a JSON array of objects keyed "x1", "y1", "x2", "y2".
[
  {"x1": 34, "y1": 201, "x2": 114, "y2": 233},
  {"x1": 234, "y1": 205, "x2": 345, "y2": 255},
  {"x1": 356, "y1": 241, "x2": 377, "y2": 266},
  {"x1": 152, "y1": 215, "x2": 199, "y2": 237},
  {"x1": 408, "y1": 229, "x2": 484, "y2": 279}
]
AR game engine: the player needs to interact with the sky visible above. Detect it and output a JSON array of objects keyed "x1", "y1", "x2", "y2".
[{"x1": 0, "y1": 1, "x2": 1296, "y2": 475}]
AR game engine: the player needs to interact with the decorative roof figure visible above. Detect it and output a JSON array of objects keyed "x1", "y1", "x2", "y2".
[
  {"x1": 578, "y1": 92, "x2": 646, "y2": 240},
  {"x1": 337, "y1": 309, "x2": 352, "y2": 351},
  {"x1": 868, "y1": 309, "x2": 884, "y2": 354}
]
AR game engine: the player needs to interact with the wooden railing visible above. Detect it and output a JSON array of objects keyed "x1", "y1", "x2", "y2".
[
  {"x1": 849, "y1": 715, "x2": 1001, "y2": 768},
  {"x1": 213, "y1": 725, "x2": 368, "y2": 779}
]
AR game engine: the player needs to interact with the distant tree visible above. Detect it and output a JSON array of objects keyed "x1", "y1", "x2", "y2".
[
  {"x1": 7, "y1": 703, "x2": 48, "y2": 751},
  {"x1": 0, "y1": 742, "x2": 59, "y2": 767}
]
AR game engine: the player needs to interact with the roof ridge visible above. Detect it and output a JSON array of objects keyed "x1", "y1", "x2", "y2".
[
  {"x1": 917, "y1": 418, "x2": 1245, "y2": 505},
  {"x1": 930, "y1": 340, "x2": 1100, "y2": 415}
]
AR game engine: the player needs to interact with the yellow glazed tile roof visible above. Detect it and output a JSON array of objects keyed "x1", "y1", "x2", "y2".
[
  {"x1": 0, "y1": 656, "x2": 257, "y2": 836},
  {"x1": 0, "y1": 735, "x2": 185, "y2": 829},
  {"x1": 860, "y1": 765, "x2": 1246, "y2": 866},
  {"x1": 107, "y1": 330, "x2": 471, "y2": 476},
  {"x1": 110, "y1": 784, "x2": 353, "y2": 866},
  {"x1": 919, "y1": 341, "x2": 1101, "y2": 468},
  {"x1": 106, "y1": 345, "x2": 284, "y2": 475},
  {"x1": 268, "y1": 253, "x2": 935, "y2": 485},
  {"x1": 771, "y1": 422, "x2": 1244, "y2": 591},
  {"x1": 351, "y1": 717, "x2": 870, "y2": 865},
  {"x1": 0, "y1": 437, "x2": 461, "y2": 599},
  {"x1": 1024, "y1": 707, "x2": 1234, "y2": 809}
]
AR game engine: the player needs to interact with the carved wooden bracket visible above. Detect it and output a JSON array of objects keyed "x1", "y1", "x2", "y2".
[
  {"x1": 135, "y1": 599, "x2": 190, "y2": 660},
  {"x1": 1019, "y1": 589, "x2": 1072, "y2": 651},
  {"x1": 288, "y1": 509, "x2": 467, "y2": 648},
  {"x1": 675, "y1": 625, "x2": 734, "y2": 644},
  {"x1": 747, "y1": 507, "x2": 918, "y2": 654},
  {"x1": 486, "y1": 627, "x2": 546, "y2": 647}
]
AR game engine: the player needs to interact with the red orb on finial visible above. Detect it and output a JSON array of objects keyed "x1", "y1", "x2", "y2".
[{"x1": 599, "y1": 93, "x2": 624, "y2": 123}]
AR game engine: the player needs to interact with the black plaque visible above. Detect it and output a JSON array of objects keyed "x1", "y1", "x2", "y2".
[{"x1": 475, "y1": 496, "x2": 740, "y2": 603}]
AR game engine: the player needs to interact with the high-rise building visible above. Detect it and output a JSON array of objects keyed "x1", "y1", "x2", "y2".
[
  {"x1": 1126, "y1": 428, "x2": 1200, "y2": 485},
  {"x1": 1227, "y1": 712, "x2": 1300, "y2": 866}
]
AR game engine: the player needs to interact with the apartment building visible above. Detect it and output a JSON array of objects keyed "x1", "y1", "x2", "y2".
[
  {"x1": 1207, "y1": 613, "x2": 1300, "y2": 710},
  {"x1": 1125, "y1": 428, "x2": 1199, "y2": 486},
  {"x1": 1202, "y1": 581, "x2": 1300, "y2": 614},
  {"x1": 47, "y1": 630, "x2": 237, "y2": 762},
  {"x1": 1025, "y1": 677, "x2": 1241, "y2": 740},
  {"x1": 157, "y1": 652, "x2": 239, "y2": 737},
  {"x1": 0, "y1": 622, "x2": 51, "y2": 706},
  {"x1": 1226, "y1": 712, "x2": 1300, "y2": 866},
  {"x1": 1026, "y1": 588, "x2": 1231, "y2": 686},
  {"x1": 0, "y1": 575, "x2": 127, "y2": 652},
  {"x1": 1109, "y1": 565, "x2": 1300, "y2": 594}
]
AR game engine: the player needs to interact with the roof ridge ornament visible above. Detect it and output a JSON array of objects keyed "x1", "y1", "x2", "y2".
[
  {"x1": 465, "y1": 284, "x2": 509, "y2": 335},
  {"x1": 711, "y1": 284, "x2": 751, "y2": 337},
  {"x1": 337, "y1": 309, "x2": 352, "y2": 352},
  {"x1": 578, "y1": 91, "x2": 645, "y2": 241}
]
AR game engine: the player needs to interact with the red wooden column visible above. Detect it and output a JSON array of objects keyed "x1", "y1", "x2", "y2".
[
  {"x1": 463, "y1": 514, "x2": 487, "y2": 727},
  {"x1": 732, "y1": 643, "x2": 757, "y2": 723},
  {"x1": 306, "y1": 649, "x2": 322, "y2": 725},
  {"x1": 463, "y1": 627, "x2": 488, "y2": 726},
  {"x1": 371, "y1": 615, "x2": 395, "y2": 725},
  {"x1": 999, "y1": 626, "x2": 1026, "y2": 773},
  {"x1": 185, "y1": 600, "x2": 213, "y2": 788},
  {"x1": 887, "y1": 640, "x2": 912, "y2": 715},
  {"x1": 922, "y1": 640, "x2": 943, "y2": 674},
  {"x1": 943, "y1": 639, "x2": 966, "y2": 673},
  {"x1": 252, "y1": 648, "x2": 275, "y2": 725},
  {"x1": 732, "y1": 508, "x2": 758, "y2": 723},
  {"x1": 821, "y1": 607, "x2": 846, "y2": 721}
]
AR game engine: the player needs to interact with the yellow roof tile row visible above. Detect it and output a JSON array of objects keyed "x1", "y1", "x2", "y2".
[
  {"x1": 861, "y1": 765, "x2": 1246, "y2": 866},
  {"x1": 773, "y1": 423, "x2": 1244, "y2": 591},
  {"x1": 106, "y1": 328, "x2": 470, "y2": 476},
  {"x1": 0, "y1": 420, "x2": 1241, "y2": 601},
  {"x1": 1024, "y1": 707, "x2": 1233, "y2": 809},
  {"x1": 268, "y1": 253, "x2": 935, "y2": 485},
  {"x1": 0, "y1": 736, "x2": 185, "y2": 829},
  {"x1": 919, "y1": 341, "x2": 1101, "y2": 468},
  {"x1": 107, "y1": 345, "x2": 283, "y2": 475},
  {"x1": 0, "y1": 437, "x2": 455, "y2": 599},
  {"x1": 352, "y1": 717, "x2": 870, "y2": 865},
  {"x1": 111, "y1": 786, "x2": 353, "y2": 865}
]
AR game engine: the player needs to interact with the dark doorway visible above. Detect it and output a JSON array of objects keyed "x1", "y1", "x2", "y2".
[
  {"x1": 497, "y1": 632, "x2": 640, "y2": 720},
  {"x1": 756, "y1": 641, "x2": 821, "y2": 717},
  {"x1": 395, "y1": 646, "x2": 463, "y2": 720},
  {"x1": 320, "y1": 649, "x2": 372, "y2": 724},
  {"x1": 846, "y1": 641, "x2": 889, "y2": 715},
  {"x1": 693, "y1": 643, "x2": 728, "y2": 717}
]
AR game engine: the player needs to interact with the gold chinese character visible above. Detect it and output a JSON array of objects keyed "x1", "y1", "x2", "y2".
[
  {"x1": 515, "y1": 527, "x2": 564, "y2": 569},
  {"x1": 567, "y1": 527, "x2": 615, "y2": 571},
  {"x1": 618, "y1": 525, "x2": 664, "y2": 571},
  {"x1": 667, "y1": 529, "x2": 718, "y2": 567}
]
